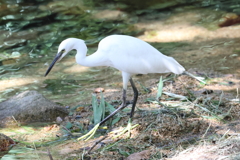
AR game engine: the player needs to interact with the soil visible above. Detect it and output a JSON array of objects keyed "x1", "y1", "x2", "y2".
[{"x1": 1, "y1": 7, "x2": 240, "y2": 160}]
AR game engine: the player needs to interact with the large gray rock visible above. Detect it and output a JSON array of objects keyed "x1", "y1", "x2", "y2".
[{"x1": 0, "y1": 90, "x2": 68, "y2": 127}]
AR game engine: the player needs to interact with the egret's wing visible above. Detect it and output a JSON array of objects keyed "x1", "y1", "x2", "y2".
[{"x1": 98, "y1": 35, "x2": 185, "y2": 74}]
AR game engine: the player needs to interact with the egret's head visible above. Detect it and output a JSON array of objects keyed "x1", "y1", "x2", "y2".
[
  {"x1": 57, "y1": 38, "x2": 77, "y2": 60},
  {"x1": 45, "y1": 38, "x2": 81, "y2": 77}
]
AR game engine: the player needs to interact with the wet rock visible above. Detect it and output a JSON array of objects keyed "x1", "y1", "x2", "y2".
[{"x1": 0, "y1": 90, "x2": 68, "y2": 127}]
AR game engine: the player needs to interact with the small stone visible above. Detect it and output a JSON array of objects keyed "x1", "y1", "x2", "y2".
[
  {"x1": 64, "y1": 116, "x2": 70, "y2": 121},
  {"x1": 228, "y1": 81, "x2": 234, "y2": 85},
  {"x1": 126, "y1": 150, "x2": 151, "y2": 160},
  {"x1": 65, "y1": 106, "x2": 70, "y2": 109},
  {"x1": 202, "y1": 89, "x2": 213, "y2": 94},
  {"x1": 76, "y1": 106, "x2": 84, "y2": 112},
  {"x1": 75, "y1": 115, "x2": 81, "y2": 119},
  {"x1": 94, "y1": 87, "x2": 104, "y2": 93},
  {"x1": 56, "y1": 116, "x2": 63, "y2": 124}
]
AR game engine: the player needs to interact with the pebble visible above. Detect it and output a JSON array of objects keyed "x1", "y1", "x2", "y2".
[
  {"x1": 228, "y1": 81, "x2": 234, "y2": 85},
  {"x1": 56, "y1": 116, "x2": 63, "y2": 124},
  {"x1": 94, "y1": 87, "x2": 105, "y2": 93},
  {"x1": 75, "y1": 115, "x2": 81, "y2": 119},
  {"x1": 202, "y1": 89, "x2": 213, "y2": 94},
  {"x1": 65, "y1": 106, "x2": 70, "y2": 109}
]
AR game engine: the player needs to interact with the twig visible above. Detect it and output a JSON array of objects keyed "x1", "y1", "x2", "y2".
[
  {"x1": 101, "y1": 138, "x2": 124, "y2": 153},
  {"x1": 61, "y1": 125, "x2": 74, "y2": 137},
  {"x1": 81, "y1": 148, "x2": 86, "y2": 160},
  {"x1": 47, "y1": 148, "x2": 54, "y2": 160},
  {"x1": 33, "y1": 142, "x2": 40, "y2": 160},
  {"x1": 87, "y1": 136, "x2": 108, "y2": 154},
  {"x1": 217, "y1": 91, "x2": 224, "y2": 110},
  {"x1": 236, "y1": 88, "x2": 239, "y2": 101},
  {"x1": 199, "y1": 42, "x2": 225, "y2": 51},
  {"x1": 237, "y1": 88, "x2": 239, "y2": 98},
  {"x1": 219, "y1": 129, "x2": 230, "y2": 141},
  {"x1": 12, "y1": 116, "x2": 21, "y2": 126},
  {"x1": 202, "y1": 123, "x2": 211, "y2": 138}
]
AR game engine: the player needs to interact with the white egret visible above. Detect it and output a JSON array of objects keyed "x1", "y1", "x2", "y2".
[{"x1": 45, "y1": 35, "x2": 185, "y2": 140}]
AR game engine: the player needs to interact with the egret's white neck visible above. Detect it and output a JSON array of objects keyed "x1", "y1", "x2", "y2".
[{"x1": 74, "y1": 41, "x2": 109, "y2": 67}]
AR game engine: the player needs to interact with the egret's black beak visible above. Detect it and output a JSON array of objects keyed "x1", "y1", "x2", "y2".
[{"x1": 45, "y1": 52, "x2": 63, "y2": 77}]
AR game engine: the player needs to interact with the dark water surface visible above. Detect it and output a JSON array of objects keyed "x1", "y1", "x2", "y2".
[{"x1": 0, "y1": 0, "x2": 138, "y2": 104}]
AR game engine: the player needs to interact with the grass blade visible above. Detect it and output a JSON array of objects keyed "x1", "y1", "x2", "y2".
[
  {"x1": 100, "y1": 92, "x2": 105, "y2": 120},
  {"x1": 163, "y1": 92, "x2": 188, "y2": 100},
  {"x1": 184, "y1": 71, "x2": 206, "y2": 84},
  {"x1": 156, "y1": 76, "x2": 163, "y2": 100},
  {"x1": 92, "y1": 94, "x2": 102, "y2": 125}
]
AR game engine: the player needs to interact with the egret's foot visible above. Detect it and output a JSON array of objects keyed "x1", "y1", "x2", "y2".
[
  {"x1": 112, "y1": 119, "x2": 139, "y2": 139},
  {"x1": 78, "y1": 123, "x2": 100, "y2": 141}
]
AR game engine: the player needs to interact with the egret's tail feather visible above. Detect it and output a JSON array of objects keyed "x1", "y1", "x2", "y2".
[{"x1": 163, "y1": 56, "x2": 185, "y2": 74}]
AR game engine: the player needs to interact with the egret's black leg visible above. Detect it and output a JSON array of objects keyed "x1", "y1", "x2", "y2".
[
  {"x1": 111, "y1": 78, "x2": 139, "y2": 138},
  {"x1": 99, "y1": 89, "x2": 127, "y2": 125},
  {"x1": 100, "y1": 78, "x2": 138, "y2": 125},
  {"x1": 129, "y1": 78, "x2": 138, "y2": 118}
]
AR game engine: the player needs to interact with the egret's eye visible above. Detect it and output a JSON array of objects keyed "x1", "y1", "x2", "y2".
[{"x1": 61, "y1": 49, "x2": 65, "y2": 53}]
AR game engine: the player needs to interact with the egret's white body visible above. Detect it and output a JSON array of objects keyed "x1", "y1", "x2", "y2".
[
  {"x1": 45, "y1": 35, "x2": 185, "y2": 140},
  {"x1": 57, "y1": 35, "x2": 185, "y2": 90}
]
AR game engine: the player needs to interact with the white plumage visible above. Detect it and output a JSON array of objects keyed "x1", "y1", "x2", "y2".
[{"x1": 54, "y1": 35, "x2": 185, "y2": 89}]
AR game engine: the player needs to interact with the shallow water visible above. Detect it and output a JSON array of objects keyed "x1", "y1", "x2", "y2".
[{"x1": 0, "y1": 0, "x2": 134, "y2": 105}]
